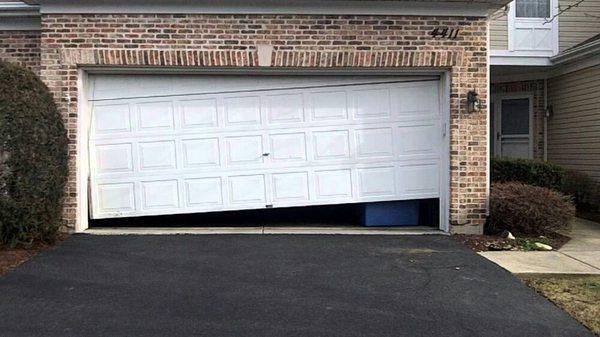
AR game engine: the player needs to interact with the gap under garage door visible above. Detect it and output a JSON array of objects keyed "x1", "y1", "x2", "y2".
[{"x1": 87, "y1": 74, "x2": 443, "y2": 219}]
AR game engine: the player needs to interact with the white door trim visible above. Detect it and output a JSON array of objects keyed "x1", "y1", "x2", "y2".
[
  {"x1": 76, "y1": 69, "x2": 451, "y2": 233},
  {"x1": 493, "y1": 92, "x2": 534, "y2": 159}
]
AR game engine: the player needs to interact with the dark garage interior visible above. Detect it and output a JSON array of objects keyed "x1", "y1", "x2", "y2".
[{"x1": 90, "y1": 199, "x2": 440, "y2": 229}]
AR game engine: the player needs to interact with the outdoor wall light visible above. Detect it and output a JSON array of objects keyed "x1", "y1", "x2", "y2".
[{"x1": 467, "y1": 90, "x2": 482, "y2": 113}]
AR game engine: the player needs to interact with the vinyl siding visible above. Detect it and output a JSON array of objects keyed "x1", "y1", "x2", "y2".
[
  {"x1": 558, "y1": 0, "x2": 600, "y2": 52},
  {"x1": 490, "y1": 9, "x2": 509, "y2": 50},
  {"x1": 547, "y1": 65, "x2": 600, "y2": 182}
]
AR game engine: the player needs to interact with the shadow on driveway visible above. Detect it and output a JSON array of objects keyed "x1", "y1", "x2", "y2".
[{"x1": 0, "y1": 235, "x2": 593, "y2": 337}]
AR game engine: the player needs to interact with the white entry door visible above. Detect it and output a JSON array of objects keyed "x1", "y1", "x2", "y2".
[
  {"x1": 493, "y1": 95, "x2": 533, "y2": 159},
  {"x1": 87, "y1": 75, "x2": 444, "y2": 219}
]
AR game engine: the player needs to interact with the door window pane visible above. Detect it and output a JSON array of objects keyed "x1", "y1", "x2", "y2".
[
  {"x1": 516, "y1": 0, "x2": 550, "y2": 18},
  {"x1": 501, "y1": 98, "x2": 529, "y2": 135}
]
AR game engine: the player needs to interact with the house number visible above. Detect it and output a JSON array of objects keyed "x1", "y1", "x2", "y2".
[{"x1": 429, "y1": 27, "x2": 460, "y2": 39}]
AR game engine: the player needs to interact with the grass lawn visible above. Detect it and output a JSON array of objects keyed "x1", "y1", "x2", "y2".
[{"x1": 520, "y1": 275, "x2": 600, "y2": 335}]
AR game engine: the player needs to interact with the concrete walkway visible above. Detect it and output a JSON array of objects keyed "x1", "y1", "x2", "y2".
[{"x1": 480, "y1": 218, "x2": 600, "y2": 274}]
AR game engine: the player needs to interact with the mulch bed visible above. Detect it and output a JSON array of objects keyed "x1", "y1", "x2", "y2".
[
  {"x1": 454, "y1": 231, "x2": 571, "y2": 252},
  {"x1": 0, "y1": 234, "x2": 68, "y2": 277}
]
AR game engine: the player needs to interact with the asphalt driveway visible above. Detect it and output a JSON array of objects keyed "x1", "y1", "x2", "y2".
[{"x1": 0, "y1": 234, "x2": 592, "y2": 337}]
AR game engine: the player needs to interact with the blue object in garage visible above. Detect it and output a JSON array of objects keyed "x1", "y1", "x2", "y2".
[{"x1": 361, "y1": 200, "x2": 420, "y2": 227}]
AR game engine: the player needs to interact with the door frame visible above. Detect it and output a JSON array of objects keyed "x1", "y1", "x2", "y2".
[
  {"x1": 492, "y1": 92, "x2": 534, "y2": 159},
  {"x1": 76, "y1": 68, "x2": 451, "y2": 233}
]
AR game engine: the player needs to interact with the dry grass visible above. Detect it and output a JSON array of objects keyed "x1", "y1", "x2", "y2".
[{"x1": 520, "y1": 275, "x2": 600, "y2": 335}]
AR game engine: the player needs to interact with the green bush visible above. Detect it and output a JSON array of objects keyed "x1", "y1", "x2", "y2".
[
  {"x1": 491, "y1": 157, "x2": 566, "y2": 191},
  {"x1": 488, "y1": 182, "x2": 575, "y2": 235},
  {"x1": 0, "y1": 61, "x2": 68, "y2": 247},
  {"x1": 561, "y1": 170, "x2": 600, "y2": 211}
]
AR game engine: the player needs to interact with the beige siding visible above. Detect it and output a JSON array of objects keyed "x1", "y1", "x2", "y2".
[
  {"x1": 547, "y1": 65, "x2": 600, "y2": 182},
  {"x1": 490, "y1": 9, "x2": 509, "y2": 50},
  {"x1": 558, "y1": 0, "x2": 600, "y2": 52}
]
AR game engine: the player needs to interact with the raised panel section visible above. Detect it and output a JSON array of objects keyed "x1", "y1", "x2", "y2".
[
  {"x1": 229, "y1": 175, "x2": 266, "y2": 204},
  {"x1": 224, "y1": 96, "x2": 261, "y2": 126},
  {"x1": 355, "y1": 128, "x2": 394, "y2": 158},
  {"x1": 137, "y1": 101, "x2": 174, "y2": 131},
  {"x1": 185, "y1": 178, "x2": 223, "y2": 207},
  {"x1": 313, "y1": 130, "x2": 350, "y2": 160},
  {"x1": 395, "y1": 85, "x2": 438, "y2": 115},
  {"x1": 398, "y1": 164, "x2": 439, "y2": 196},
  {"x1": 226, "y1": 135, "x2": 263, "y2": 165},
  {"x1": 272, "y1": 172, "x2": 309, "y2": 202},
  {"x1": 182, "y1": 138, "x2": 220, "y2": 168},
  {"x1": 358, "y1": 167, "x2": 396, "y2": 197},
  {"x1": 180, "y1": 99, "x2": 218, "y2": 128},
  {"x1": 311, "y1": 91, "x2": 348, "y2": 121},
  {"x1": 397, "y1": 124, "x2": 439, "y2": 155},
  {"x1": 95, "y1": 143, "x2": 133, "y2": 173},
  {"x1": 97, "y1": 183, "x2": 135, "y2": 212},
  {"x1": 315, "y1": 169, "x2": 352, "y2": 199},
  {"x1": 270, "y1": 133, "x2": 307, "y2": 163},
  {"x1": 267, "y1": 94, "x2": 304, "y2": 123},
  {"x1": 353, "y1": 88, "x2": 390, "y2": 119},
  {"x1": 139, "y1": 141, "x2": 177, "y2": 171},
  {"x1": 141, "y1": 180, "x2": 179, "y2": 209},
  {"x1": 93, "y1": 104, "x2": 131, "y2": 134}
]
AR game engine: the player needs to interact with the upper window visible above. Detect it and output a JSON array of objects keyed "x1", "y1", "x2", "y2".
[{"x1": 515, "y1": 0, "x2": 550, "y2": 18}]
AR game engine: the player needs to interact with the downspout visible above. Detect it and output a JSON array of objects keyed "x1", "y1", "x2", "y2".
[{"x1": 543, "y1": 79, "x2": 548, "y2": 161}]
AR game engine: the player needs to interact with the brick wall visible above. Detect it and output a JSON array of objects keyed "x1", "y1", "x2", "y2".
[
  {"x1": 0, "y1": 30, "x2": 41, "y2": 73},
  {"x1": 38, "y1": 14, "x2": 488, "y2": 233},
  {"x1": 491, "y1": 80, "x2": 545, "y2": 160}
]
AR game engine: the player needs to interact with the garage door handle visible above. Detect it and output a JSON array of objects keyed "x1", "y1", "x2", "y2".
[{"x1": 262, "y1": 153, "x2": 270, "y2": 157}]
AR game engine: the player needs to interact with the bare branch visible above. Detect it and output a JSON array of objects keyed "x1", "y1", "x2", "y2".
[{"x1": 545, "y1": 0, "x2": 586, "y2": 23}]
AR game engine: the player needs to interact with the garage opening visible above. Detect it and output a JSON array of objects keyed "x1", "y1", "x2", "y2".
[
  {"x1": 89, "y1": 199, "x2": 440, "y2": 228},
  {"x1": 84, "y1": 73, "x2": 446, "y2": 230}
]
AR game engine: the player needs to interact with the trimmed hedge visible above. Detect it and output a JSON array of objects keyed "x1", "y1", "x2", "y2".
[
  {"x1": 0, "y1": 61, "x2": 68, "y2": 247},
  {"x1": 491, "y1": 157, "x2": 566, "y2": 191},
  {"x1": 488, "y1": 182, "x2": 575, "y2": 235}
]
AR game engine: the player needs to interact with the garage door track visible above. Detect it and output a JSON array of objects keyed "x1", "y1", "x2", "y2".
[{"x1": 0, "y1": 234, "x2": 593, "y2": 336}]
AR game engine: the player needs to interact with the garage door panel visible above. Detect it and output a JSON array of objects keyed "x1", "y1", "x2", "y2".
[
  {"x1": 393, "y1": 83, "x2": 439, "y2": 116},
  {"x1": 352, "y1": 87, "x2": 391, "y2": 119},
  {"x1": 272, "y1": 172, "x2": 310, "y2": 203},
  {"x1": 96, "y1": 183, "x2": 136, "y2": 213},
  {"x1": 89, "y1": 76, "x2": 443, "y2": 219},
  {"x1": 184, "y1": 177, "x2": 223, "y2": 208},
  {"x1": 269, "y1": 133, "x2": 307, "y2": 163},
  {"x1": 228, "y1": 174, "x2": 267, "y2": 204},
  {"x1": 310, "y1": 91, "x2": 349, "y2": 121},
  {"x1": 137, "y1": 101, "x2": 175, "y2": 131},
  {"x1": 396, "y1": 123, "x2": 441, "y2": 157},
  {"x1": 141, "y1": 180, "x2": 180, "y2": 210},
  {"x1": 95, "y1": 143, "x2": 134, "y2": 174},
  {"x1": 358, "y1": 166, "x2": 397, "y2": 198},
  {"x1": 225, "y1": 135, "x2": 265, "y2": 166},
  {"x1": 397, "y1": 163, "x2": 440, "y2": 197},
  {"x1": 224, "y1": 95, "x2": 262, "y2": 126},
  {"x1": 93, "y1": 103, "x2": 131, "y2": 134},
  {"x1": 181, "y1": 138, "x2": 221, "y2": 168},
  {"x1": 315, "y1": 169, "x2": 353, "y2": 200},
  {"x1": 138, "y1": 140, "x2": 177, "y2": 171},
  {"x1": 312, "y1": 130, "x2": 351, "y2": 161},
  {"x1": 355, "y1": 128, "x2": 394, "y2": 159},
  {"x1": 180, "y1": 98, "x2": 219, "y2": 129},
  {"x1": 266, "y1": 93, "x2": 305, "y2": 124}
]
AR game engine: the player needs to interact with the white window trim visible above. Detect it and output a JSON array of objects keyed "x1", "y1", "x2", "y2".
[
  {"x1": 507, "y1": 0, "x2": 559, "y2": 56},
  {"x1": 492, "y1": 92, "x2": 534, "y2": 159}
]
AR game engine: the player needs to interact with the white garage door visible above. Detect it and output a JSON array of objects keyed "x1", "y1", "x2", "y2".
[{"x1": 87, "y1": 74, "x2": 444, "y2": 219}]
